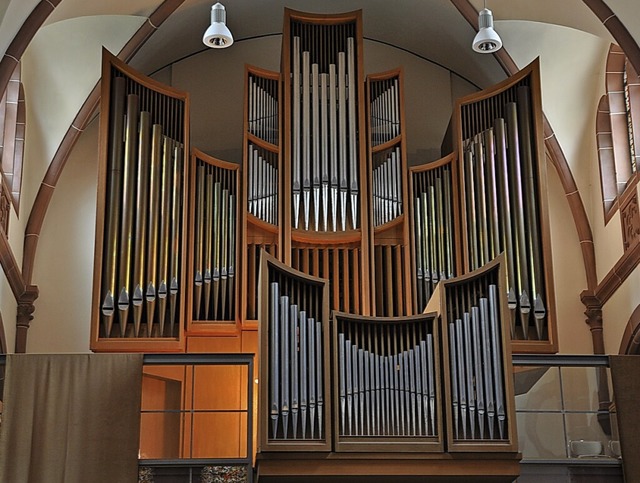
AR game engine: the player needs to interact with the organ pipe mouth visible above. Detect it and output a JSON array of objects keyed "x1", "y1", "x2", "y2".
[
  {"x1": 472, "y1": 8, "x2": 502, "y2": 53},
  {"x1": 203, "y1": 3, "x2": 234, "y2": 48}
]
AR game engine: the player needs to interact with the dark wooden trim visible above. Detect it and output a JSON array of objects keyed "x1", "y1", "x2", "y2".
[
  {"x1": 619, "y1": 304, "x2": 640, "y2": 354},
  {"x1": 583, "y1": 234, "x2": 640, "y2": 308},
  {"x1": 0, "y1": 231, "x2": 24, "y2": 301},
  {"x1": 582, "y1": 0, "x2": 640, "y2": 80},
  {"x1": 0, "y1": 229, "x2": 38, "y2": 353},
  {"x1": 0, "y1": 0, "x2": 61, "y2": 97},
  {"x1": 0, "y1": 310, "x2": 6, "y2": 353},
  {"x1": 14, "y1": 285, "x2": 38, "y2": 353}
]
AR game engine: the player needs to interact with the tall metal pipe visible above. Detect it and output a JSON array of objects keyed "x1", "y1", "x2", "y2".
[
  {"x1": 102, "y1": 76, "x2": 126, "y2": 338},
  {"x1": 117, "y1": 94, "x2": 140, "y2": 337},
  {"x1": 132, "y1": 111, "x2": 151, "y2": 337}
]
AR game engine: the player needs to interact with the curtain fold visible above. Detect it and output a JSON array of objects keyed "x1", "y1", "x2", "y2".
[{"x1": 0, "y1": 353, "x2": 143, "y2": 483}]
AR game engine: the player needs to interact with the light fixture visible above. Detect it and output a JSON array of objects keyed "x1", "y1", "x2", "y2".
[
  {"x1": 203, "y1": 3, "x2": 233, "y2": 49},
  {"x1": 472, "y1": 7, "x2": 502, "y2": 53}
]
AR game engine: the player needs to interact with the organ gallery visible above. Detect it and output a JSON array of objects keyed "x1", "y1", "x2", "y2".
[{"x1": 90, "y1": 7, "x2": 557, "y2": 481}]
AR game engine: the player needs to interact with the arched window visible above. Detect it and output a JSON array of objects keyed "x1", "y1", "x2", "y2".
[
  {"x1": 0, "y1": 62, "x2": 25, "y2": 228},
  {"x1": 597, "y1": 45, "x2": 640, "y2": 224}
]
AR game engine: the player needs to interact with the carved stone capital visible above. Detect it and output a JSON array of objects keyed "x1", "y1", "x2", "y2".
[
  {"x1": 14, "y1": 285, "x2": 39, "y2": 353},
  {"x1": 585, "y1": 306, "x2": 603, "y2": 331}
]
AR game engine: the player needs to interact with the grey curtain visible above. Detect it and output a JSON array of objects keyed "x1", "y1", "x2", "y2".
[{"x1": 0, "y1": 353, "x2": 143, "y2": 483}]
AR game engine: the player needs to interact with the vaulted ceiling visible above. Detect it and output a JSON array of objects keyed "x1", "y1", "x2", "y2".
[{"x1": 1, "y1": 0, "x2": 629, "y2": 89}]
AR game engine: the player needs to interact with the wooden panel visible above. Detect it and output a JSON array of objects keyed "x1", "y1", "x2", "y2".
[
  {"x1": 187, "y1": 334, "x2": 242, "y2": 353},
  {"x1": 140, "y1": 372, "x2": 182, "y2": 459},
  {"x1": 256, "y1": 452, "x2": 520, "y2": 482}
]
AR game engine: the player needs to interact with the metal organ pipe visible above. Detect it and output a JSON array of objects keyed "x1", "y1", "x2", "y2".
[
  {"x1": 458, "y1": 79, "x2": 548, "y2": 342},
  {"x1": 290, "y1": 31, "x2": 359, "y2": 233},
  {"x1": 101, "y1": 74, "x2": 187, "y2": 341}
]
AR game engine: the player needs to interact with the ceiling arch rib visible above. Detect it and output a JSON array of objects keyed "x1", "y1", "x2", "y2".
[{"x1": 582, "y1": 0, "x2": 640, "y2": 77}]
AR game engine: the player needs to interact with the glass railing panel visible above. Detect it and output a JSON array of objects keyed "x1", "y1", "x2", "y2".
[
  {"x1": 516, "y1": 411, "x2": 567, "y2": 459},
  {"x1": 138, "y1": 354, "x2": 254, "y2": 483},
  {"x1": 515, "y1": 366, "x2": 562, "y2": 412},
  {"x1": 512, "y1": 355, "x2": 620, "y2": 466},
  {"x1": 560, "y1": 366, "x2": 602, "y2": 412}
]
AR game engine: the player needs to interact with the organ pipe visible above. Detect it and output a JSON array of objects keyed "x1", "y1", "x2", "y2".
[
  {"x1": 456, "y1": 60, "x2": 555, "y2": 348},
  {"x1": 190, "y1": 150, "x2": 238, "y2": 326},
  {"x1": 259, "y1": 252, "x2": 330, "y2": 450},
  {"x1": 93, "y1": 49, "x2": 188, "y2": 350}
]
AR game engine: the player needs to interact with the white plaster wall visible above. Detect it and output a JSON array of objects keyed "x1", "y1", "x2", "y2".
[
  {"x1": 12, "y1": 15, "x2": 143, "y2": 352},
  {"x1": 20, "y1": 15, "x2": 145, "y2": 235},
  {"x1": 0, "y1": 0, "x2": 40, "y2": 55},
  {"x1": 547, "y1": 166, "x2": 592, "y2": 354},
  {"x1": 27, "y1": 118, "x2": 99, "y2": 353}
]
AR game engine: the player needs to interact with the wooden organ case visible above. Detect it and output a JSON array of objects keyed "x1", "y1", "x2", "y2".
[
  {"x1": 89, "y1": 7, "x2": 560, "y2": 481},
  {"x1": 453, "y1": 60, "x2": 557, "y2": 352},
  {"x1": 281, "y1": 9, "x2": 372, "y2": 317},
  {"x1": 253, "y1": 8, "x2": 524, "y2": 482},
  {"x1": 91, "y1": 50, "x2": 189, "y2": 351},
  {"x1": 257, "y1": 254, "x2": 520, "y2": 481}
]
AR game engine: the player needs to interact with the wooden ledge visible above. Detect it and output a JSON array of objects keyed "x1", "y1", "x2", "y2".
[{"x1": 256, "y1": 451, "x2": 521, "y2": 482}]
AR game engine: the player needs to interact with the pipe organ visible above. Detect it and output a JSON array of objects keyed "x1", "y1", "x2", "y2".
[
  {"x1": 257, "y1": 252, "x2": 517, "y2": 461},
  {"x1": 188, "y1": 148, "x2": 238, "y2": 330},
  {"x1": 258, "y1": 252, "x2": 331, "y2": 451},
  {"x1": 287, "y1": 22, "x2": 361, "y2": 233},
  {"x1": 368, "y1": 70, "x2": 412, "y2": 318},
  {"x1": 243, "y1": 66, "x2": 281, "y2": 324},
  {"x1": 333, "y1": 311, "x2": 442, "y2": 452},
  {"x1": 92, "y1": 50, "x2": 188, "y2": 351},
  {"x1": 455, "y1": 61, "x2": 556, "y2": 351},
  {"x1": 91, "y1": 8, "x2": 556, "y2": 476},
  {"x1": 410, "y1": 154, "x2": 459, "y2": 314},
  {"x1": 280, "y1": 10, "x2": 372, "y2": 319},
  {"x1": 429, "y1": 255, "x2": 517, "y2": 451}
]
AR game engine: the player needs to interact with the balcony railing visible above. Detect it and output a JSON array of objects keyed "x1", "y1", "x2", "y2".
[{"x1": 512, "y1": 354, "x2": 621, "y2": 465}]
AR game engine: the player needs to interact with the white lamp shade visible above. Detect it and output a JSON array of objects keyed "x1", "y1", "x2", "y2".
[
  {"x1": 472, "y1": 8, "x2": 502, "y2": 53},
  {"x1": 203, "y1": 3, "x2": 233, "y2": 48}
]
